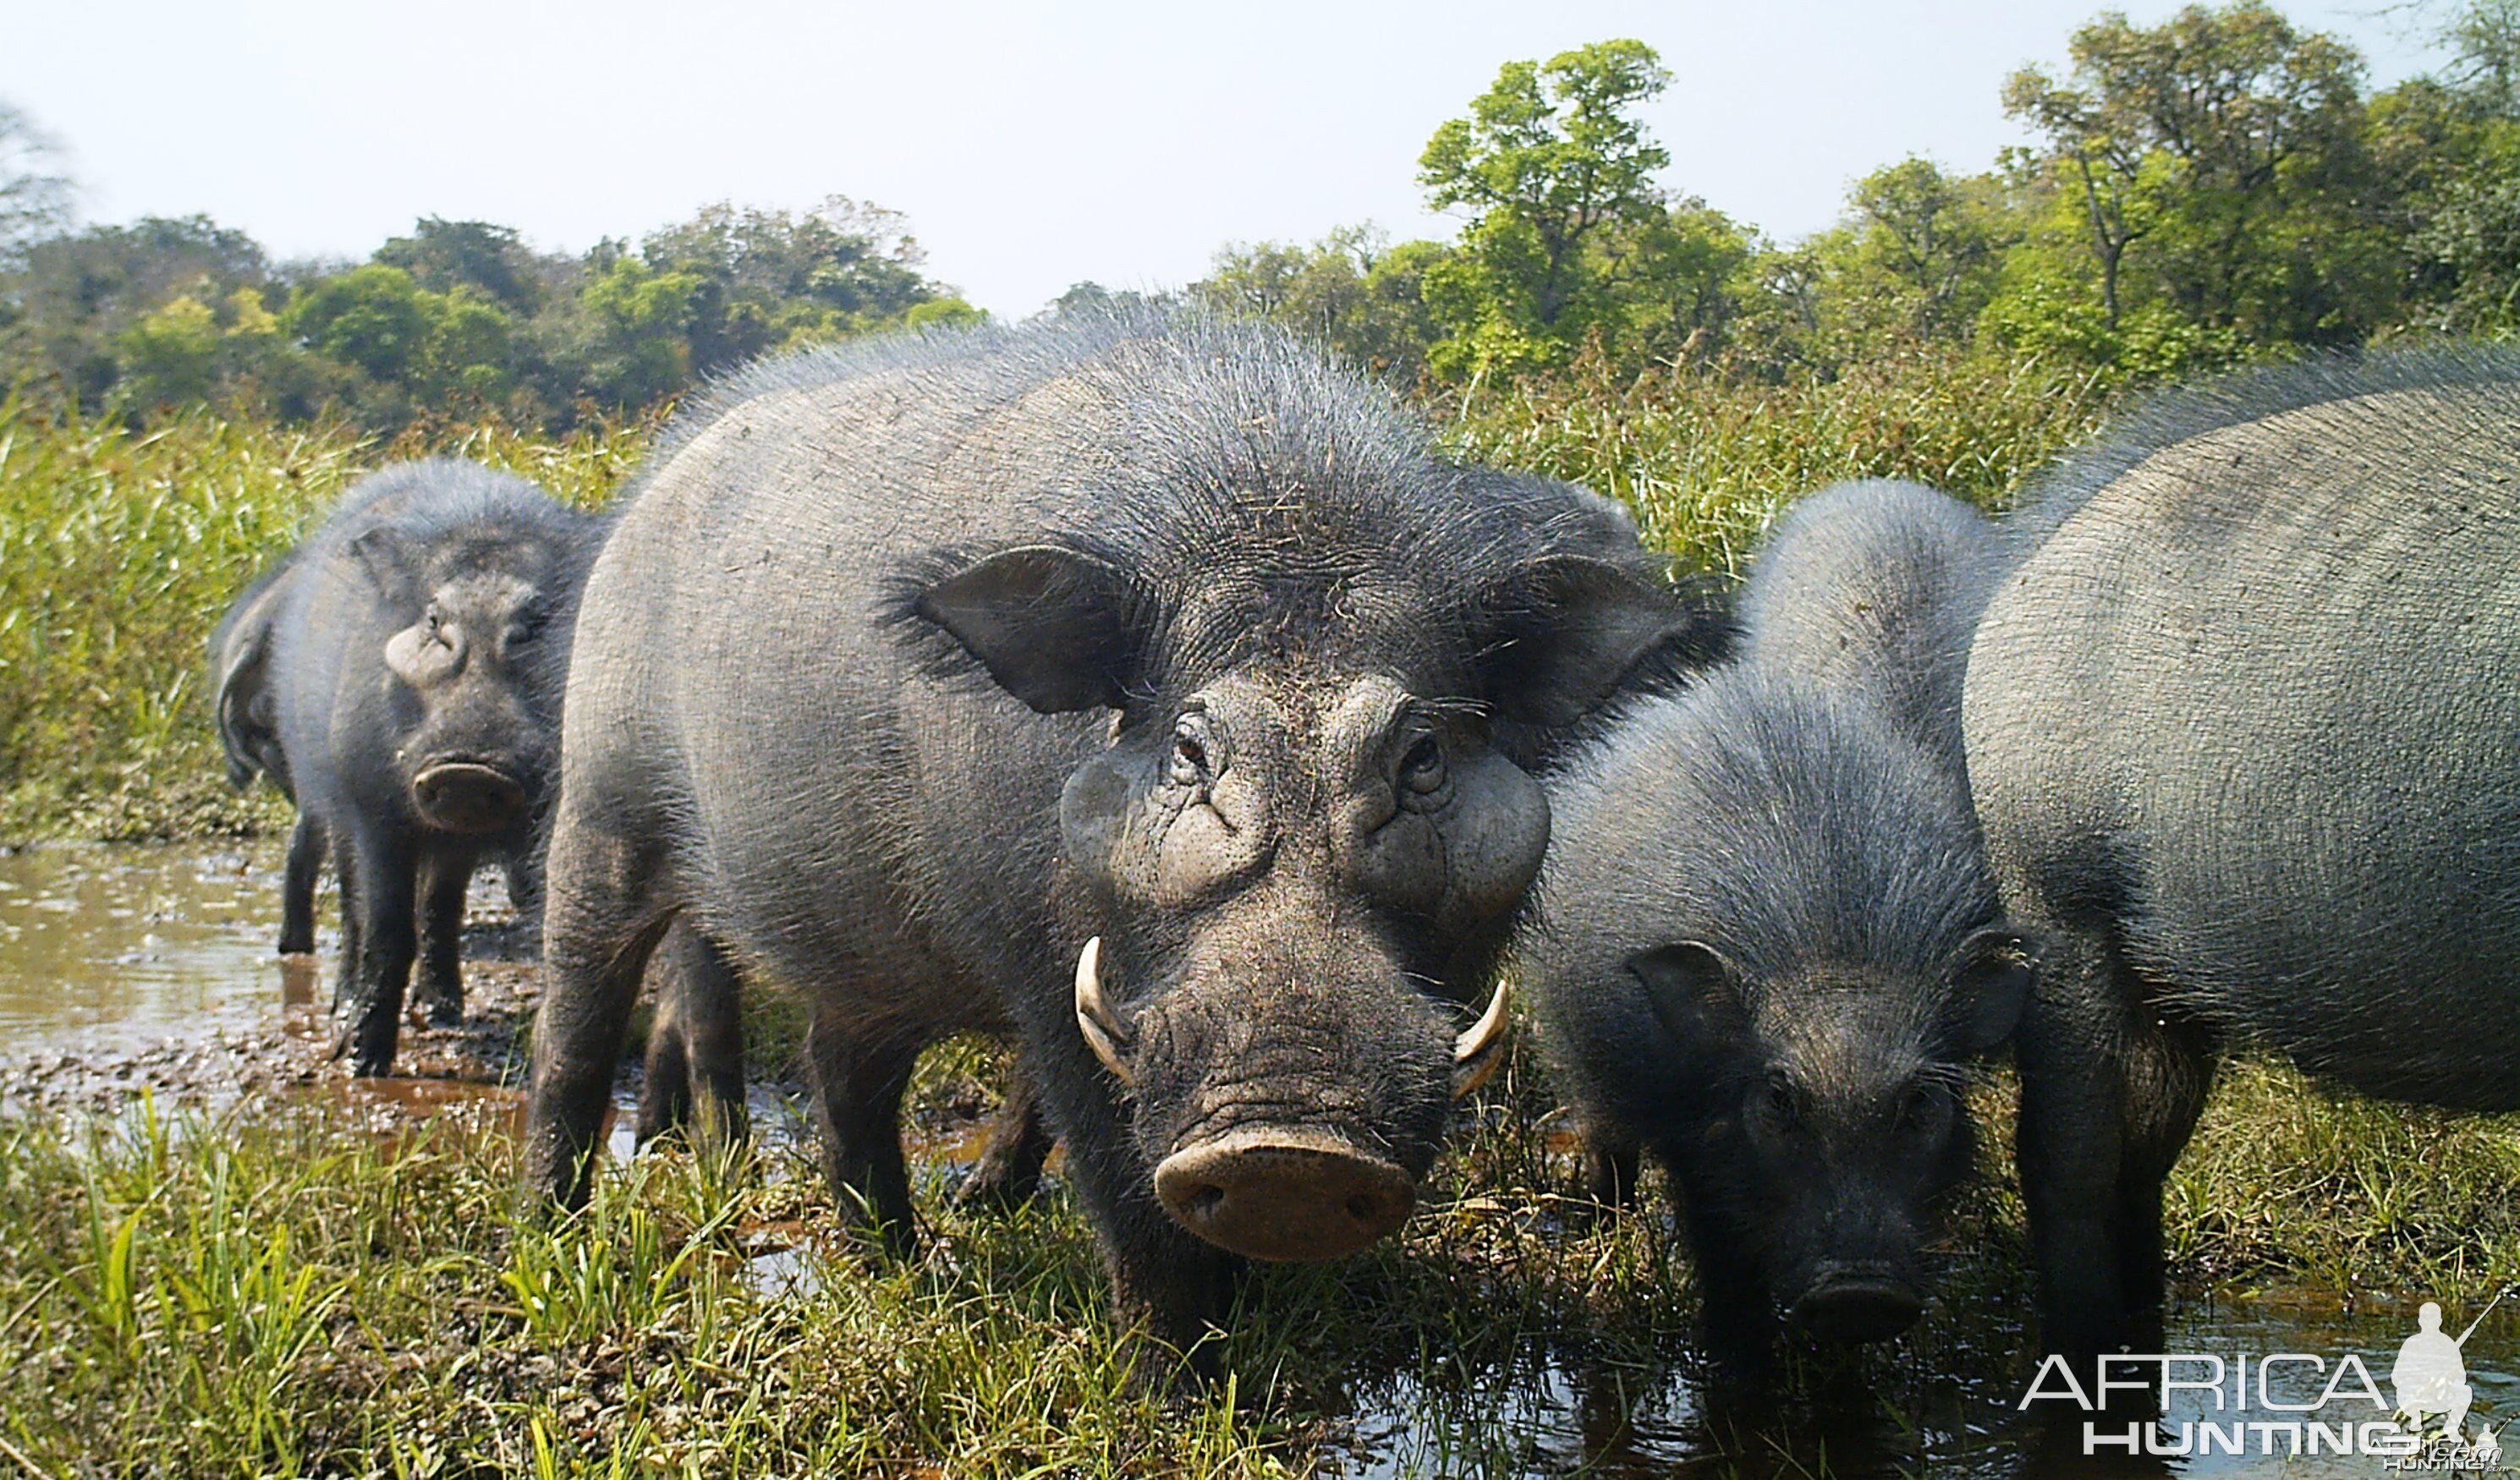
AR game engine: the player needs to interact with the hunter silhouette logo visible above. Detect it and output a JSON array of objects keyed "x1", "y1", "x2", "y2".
[{"x1": 2388, "y1": 1291, "x2": 2508, "y2": 1471}]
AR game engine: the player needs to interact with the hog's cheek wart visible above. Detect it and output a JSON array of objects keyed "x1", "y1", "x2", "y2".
[
  {"x1": 1062, "y1": 765, "x2": 1185, "y2": 905},
  {"x1": 1153, "y1": 804, "x2": 1267, "y2": 907},
  {"x1": 1349, "y1": 814, "x2": 1447, "y2": 912},
  {"x1": 1441, "y1": 754, "x2": 1550, "y2": 917}
]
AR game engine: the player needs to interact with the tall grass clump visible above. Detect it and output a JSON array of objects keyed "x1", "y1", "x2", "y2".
[
  {"x1": 0, "y1": 1056, "x2": 1699, "y2": 1477},
  {"x1": 1447, "y1": 348, "x2": 2116, "y2": 576},
  {"x1": 0, "y1": 400, "x2": 649, "y2": 842}
]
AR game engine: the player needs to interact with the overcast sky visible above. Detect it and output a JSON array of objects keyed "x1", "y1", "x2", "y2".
[{"x1": 2, "y1": 0, "x2": 2450, "y2": 317}]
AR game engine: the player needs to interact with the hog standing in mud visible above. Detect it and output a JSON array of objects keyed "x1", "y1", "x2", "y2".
[
  {"x1": 212, "y1": 459, "x2": 604, "y2": 1074},
  {"x1": 1964, "y1": 351, "x2": 2520, "y2": 1375},
  {"x1": 1519, "y1": 480, "x2": 2027, "y2": 1373},
  {"x1": 521, "y1": 311, "x2": 1710, "y2": 1346}
]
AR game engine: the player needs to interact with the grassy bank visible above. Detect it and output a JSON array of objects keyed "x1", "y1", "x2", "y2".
[
  {"x1": 0, "y1": 402, "x2": 649, "y2": 844},
  {"x1": 0, "y1": 1043, "x2": 2513, "y2": 1475},
  {"x1": 0, "y1": 348, "x2": 2112, "y2": 847},
  {"x1": 1447, "y1": 347, "x2": 2113, "y2": 575}
]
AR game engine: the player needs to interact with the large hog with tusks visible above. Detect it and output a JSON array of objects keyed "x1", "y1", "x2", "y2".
[{"x1": 520, "y1": 311, "x2": 1716, "y2": 1349}]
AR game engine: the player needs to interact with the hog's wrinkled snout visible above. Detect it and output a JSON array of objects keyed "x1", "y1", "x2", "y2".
[
  {"x1": 1787, "y1": 1265, "x2": 1925, "y2": 1345},
  {"x1": 411, "y1": 760, "x2": 529, "y2": 833},
  {"x1": 1154, "y1": 1126, "x2": 1415, "y2": 1260}
]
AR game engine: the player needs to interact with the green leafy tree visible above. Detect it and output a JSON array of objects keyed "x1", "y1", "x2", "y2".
[
  {"x1": 1195, "y1": 226, "x2": 1446, "y2": 381},
  {"x1": 415, "y1": 288, "x2": 517, "y2": 408},
  {"x1": 555, "y1": 253, "x2": 701, "y2": 410},
  {"x1": 116, "y1": 293, "x2": 221, "y2": 407},
  {"x1": 2001, "y1": 3, "x2": 2390, "y2": 366},
  {"x1": 1, "y1": 216, "x2": 269, "y2": 407},
  {"x1": 1600, "y1": 200, "x2": 1759, "y2": 369},
  {"x1": 375, "y1": 217, "x2": 552, "y2": 313},
  {"x1": 1837, "y1": 159, "x2": 2019, "y2": 343},
  {"x1": 286, "y1": 264, "x2": 433, "y2": 383},
  {"x1": 1416, "y1": 39, "x2": 1676, "y2": 378},
  {"x1": 643, "y1": 197, "x2": 942, "y2": 372}
]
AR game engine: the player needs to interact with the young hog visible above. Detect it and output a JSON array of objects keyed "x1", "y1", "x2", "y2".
[
  {"x1": 1520, "y1": 669, "x2": 2029, "y2": 1373},
  {"x1": 212, "y1": 459, "x2": 605, "y2": 1072},
  {"x1": 1737, "y1": 479, "x2": 2002, "y2": 770},
  {"x1": 522, "y1": 310, "x2": 1716, "y2": 1349},
  {"x1": 1965, "y1": 350, "x2": 2520, "y2": 1379}
]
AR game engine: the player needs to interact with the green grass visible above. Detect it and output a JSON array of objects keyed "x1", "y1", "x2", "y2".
[
  {"x1": 0, "y1": 1050, "x2": 1694, "y2": 1477},
  {"x1": 0, "y1": 1045, "x2": 2514, "y2": 1474},
  {"x1": 0, "y1": 401, "x2": 651, "y2": 844},
  {"x1": 1447, "y1": 346, "x2": 2116, "y2": 577}
]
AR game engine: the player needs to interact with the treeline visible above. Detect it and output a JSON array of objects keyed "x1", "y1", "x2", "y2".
[
  {"x1": 1196, "y1": 3, "x2": 2520, "y2": 391},
  {"x1": 0, "y1": 189, "x2": 980, "y2": 430},
  {"x1": 8, "y1": 0, "x2": 2520, "y2": 435}
]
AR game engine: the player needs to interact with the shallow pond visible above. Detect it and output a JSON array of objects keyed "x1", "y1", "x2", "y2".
[
  {"x1": 3, "y1": 841, "x2": 2515, "y2": 1476},
  {"x1": 1310, "y1": 1289, "x2": 2520, "y2": 1477},
  {"x1": 0, "y1": 839, "x2": 296, "y2": 1049}
]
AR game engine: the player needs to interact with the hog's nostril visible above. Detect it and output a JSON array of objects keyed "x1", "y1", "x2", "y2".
[
  {"x1": 410, "y1": 762, "x2": 528, "y2": 835},
  {"x1": 1789, "y1": 1276, "x2": 1925, "y2": 1345},
  {"x1": 1154, "y1": 1128, "x2": 1416, "y2": 1262}
]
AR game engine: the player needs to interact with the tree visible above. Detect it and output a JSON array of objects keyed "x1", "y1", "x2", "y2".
[
  {"x1": 117, "y1": 293, "x2": 220, "y2": 407},
  {"x1": 1416, "y1": 39, "x2": 1675, "y2": 377},
  {"x1": 0, "y1": 216, "x2": 269, "y2": 406},
  {"x1": 553, "y1": 254, "x2": 700, "y2": 410},
  {"x1": 1840, "y1": 159, "x2": 2018, "y2": 342},
  {"x1": 286, "y1": 264, "x2": 432, "y2": 382},
  {"x1": 0, "y1": 101, "x2": 70, "y2": 259},
  {"x1": 2003, "y1": 3, "x2": 2387, "y2": 359},
  {"x1": 375, "y1": 217, "x2": 552, "y2": 313},
  {"x1": 643, "y1": 197, "x2": 943, "y2": 371},
  {"x1": 1194, "y1": 226, "x2": 1445, "y2": 381}
]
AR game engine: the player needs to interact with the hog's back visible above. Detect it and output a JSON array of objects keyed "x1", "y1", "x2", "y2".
[
  {"x1": 1964, "y1": 375, "x2": 2520, "y2": 1105},
  {"x1": 1738, "y1": 479, "x2": 2001, "y2": 770}
]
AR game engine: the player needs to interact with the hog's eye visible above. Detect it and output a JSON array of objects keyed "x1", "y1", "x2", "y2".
[
  {"x1": 423, "y1": 606, "x2": 449, "y2": 644},
  {"x1": 506, "y1": 616, "x2": 542, "y2": 648},
  {"x1": 1897, "y1": 1082, "x2": 1949, "y2": 1135},
  {"x1": 1760, "y1": 1071, "x2": 1802, "y2": 1128},
  {"x1": 1169, "y1": 717, "x2": 1214, "y2": 787},
  {"x1": 1399, "y1": 736, "x2": 1447, "y2": 794}
]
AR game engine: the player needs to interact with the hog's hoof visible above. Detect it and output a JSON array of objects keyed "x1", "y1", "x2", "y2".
[{"x1": 954, "y1": 1159, "x2": 1041, "y2": 1212}]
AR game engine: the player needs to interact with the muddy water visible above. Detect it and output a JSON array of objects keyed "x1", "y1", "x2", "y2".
[
  {"x1": 10, "y1": 843, "x2": 2518, "y2": 1476},
  {"x1": 0, "y1": 840, "x2": 294, "y2": 1050},
  {"x1": 1320, "y1": 1288, "x2": 2520, "y2": 1477}
]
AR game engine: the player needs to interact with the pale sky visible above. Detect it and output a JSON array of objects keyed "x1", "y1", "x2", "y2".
[{"x1": 1, "y1": 0, "x2": 2450, "y2": 317}]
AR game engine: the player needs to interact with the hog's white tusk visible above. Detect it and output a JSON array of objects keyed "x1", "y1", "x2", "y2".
[
  {"x1": 1451, "y1": 977, "x2": 1511, "y2": 1099},
  {"x1": 1074, "y1": 936, "x2": 1136, "y2": 1086}
]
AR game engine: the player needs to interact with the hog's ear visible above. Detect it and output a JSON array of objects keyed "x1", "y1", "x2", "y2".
[
  {"x1": 1950, "y1": 928, "x2": 2035, "y2": 1055},
  {"x1": 1626, "y1": 940, "x2": 1748, "y2": 1050},
  {"x1": 349, "y1": 527, "x2": 423, "y2": 605},
  {"x1": 917, "y1": 545, "x2": 1139, "y2": 714},
  {"x1": 1480, "y1": 555, "x2": 1707, "y2": 728}
]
